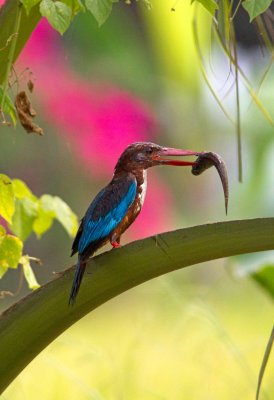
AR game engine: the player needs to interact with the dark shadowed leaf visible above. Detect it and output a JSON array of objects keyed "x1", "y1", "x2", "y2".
[
  {"x1": 85, "y1": 0, "x2": 118, "y2": 26},
  {"x1": 20, "y1": 0, "x2": 40, "y2": 15},
  {"x1": 0, "y1": 87, "x2": 16, "y2": 126}
]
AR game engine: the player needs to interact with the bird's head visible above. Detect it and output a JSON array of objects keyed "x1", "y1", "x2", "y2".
[{"x1": 115, "y1": 142, "x2": 202, "y2": 173}]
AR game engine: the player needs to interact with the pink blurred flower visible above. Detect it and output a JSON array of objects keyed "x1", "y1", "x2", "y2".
[{"x1": 17, "y1": 19, "x2": 176, "y2": 238}]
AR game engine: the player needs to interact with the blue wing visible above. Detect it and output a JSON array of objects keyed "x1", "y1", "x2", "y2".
[{"x1": 76, "y1": 176, "x2": 137, "y2": 255}]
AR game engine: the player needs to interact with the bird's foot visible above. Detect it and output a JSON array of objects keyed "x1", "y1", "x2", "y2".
[{"x1": 111, "y1": 241, "x2": 121, "y2": 248}]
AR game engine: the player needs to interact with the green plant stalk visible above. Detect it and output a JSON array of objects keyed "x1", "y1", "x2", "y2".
[
  {"x1": 0, "y1": 0, "x2": 41, "y2": 85},
  {"x1": 0, "y1": 3, "x2": 22, "y2": 113},
  {"x1": 213, "y1": 20, "x2": 274, "y2": 125},
  {"x1": 232, "y1": 28, "x2": 243, "y2": 182},
  {"x1": 256, "y1": 325, "x2": 274, "y2": 400},
  {"x1": 1, "y1": 218, "x2": 274, "y2": 394}
]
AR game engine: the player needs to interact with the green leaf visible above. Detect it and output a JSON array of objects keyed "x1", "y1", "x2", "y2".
[
  {"x1": 0, "y1": 234, "x2": 23, "y2": 269},
  {"x1": 85, "y1": 0, "x2": 118, "y2": 26},
  {"x1": 191, "y1": 0, "x2": 218, "y2": 16},
  {"x1": 10, "y1": 198, "x2": 38, "y2": 241},
  {"x1": 33, "y1": 204, "x2": 54, "y2": 237},
  {"x1": 40, "y1": 195, "x2": 78, "y2": 237},
  {"x1": 62, "y1": 0, "x2": 85, "y2": 15},
  {"x1": 0, "y1": 174, "x2": 15, "y2": 224},
  {"x1": 20, "y1": 0, "x2": 41, "y2": 15},
  {"x1": 252, "y1": 264, "x2": 274, "y2": 300},
  {"x1": 242, "y1": 0, "x2": 273, "y2": 21},
  {"x1": 20, "y1": 255, "x2": 40, "y2": 290},
  {"x1": 12, "y1": 179, "x2": 35, "y2": 200},
  {"x1": 40, "y1": 0, "x2": 72, "y2": 34},
  {"x1": 0, "y1": 87, "x2": 16, "y2": 126}
]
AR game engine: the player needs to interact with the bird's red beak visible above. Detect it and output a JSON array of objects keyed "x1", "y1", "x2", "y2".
[{"x1": 152, "y1": 147, "x2": 201, "y2": 166}]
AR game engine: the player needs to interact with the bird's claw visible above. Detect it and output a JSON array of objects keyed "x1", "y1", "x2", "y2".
[{"x1": 111, "y1": 241, "x2": 121, "y2": 248}]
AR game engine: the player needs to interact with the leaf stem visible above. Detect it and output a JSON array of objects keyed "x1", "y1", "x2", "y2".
[{"x1": 0, "y1": 2, "x2": 22, "y2": 114}]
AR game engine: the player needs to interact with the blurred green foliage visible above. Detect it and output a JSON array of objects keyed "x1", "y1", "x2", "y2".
[{"x1": 0, "y1": 175, "x2": 77, "y2": 288}]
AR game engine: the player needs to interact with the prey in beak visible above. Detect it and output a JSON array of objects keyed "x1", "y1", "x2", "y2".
[{"x1": 152, "y1": 147, "x2": 201, "y2": 167}]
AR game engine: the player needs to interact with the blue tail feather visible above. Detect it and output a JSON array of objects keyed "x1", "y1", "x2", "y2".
[{"x1": 69, "y1": 258, "x2": 86, "y2": 305}]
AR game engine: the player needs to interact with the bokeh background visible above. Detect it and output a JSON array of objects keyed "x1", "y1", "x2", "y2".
[{"x1": 1, "y1": 1, "x2": 274, "y2": 399}]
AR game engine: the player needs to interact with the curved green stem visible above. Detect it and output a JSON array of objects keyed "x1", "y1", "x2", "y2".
[
  {"x1": 1, "y1": 218, "x2": 274, "y2": 393},
  {"x1": 0, "y1": 3, "x2": 22, "y2": 111}
]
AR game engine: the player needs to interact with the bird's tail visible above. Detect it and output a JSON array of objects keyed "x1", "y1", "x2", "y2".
[{"x1": 69, "y1": 258, "x2": 87, "y2": 305}]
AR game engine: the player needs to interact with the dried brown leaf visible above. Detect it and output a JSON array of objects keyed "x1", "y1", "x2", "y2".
[
  {"x1": 15, "y1": 91, "x2": 43, "y2": 135},
  {"x1": 27, "y1": 80, "x2": 34, "y2": 93}
]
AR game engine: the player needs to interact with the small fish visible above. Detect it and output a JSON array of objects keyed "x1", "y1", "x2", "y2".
[{"x1": 191, "y1": 152, "x2": 229, "y2": 214}]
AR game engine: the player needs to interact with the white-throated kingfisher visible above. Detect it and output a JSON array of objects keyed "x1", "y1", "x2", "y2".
[{"x1": 69, "y1": 142, "x2": 203, "y2": 304}]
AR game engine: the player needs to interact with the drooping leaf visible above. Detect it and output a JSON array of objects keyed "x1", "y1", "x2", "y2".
[
  {"x1": 52, "y1": 197, "x2": 78, "y2": 236},
  {"x1": 20, "y1": 0, "x2": 41, "y2": 15},
  {"x1": 0, "y1": 87, "x2": 17, "y2": 126},
  {"x1": 20, "y1": 255, "x2": 40, "y2": 290},
  {"x1": 0, "y1": 174, "x2": 15, "y2": 224},
  {"x1": 85, "y1": 0, "x2": 118, "y2": 26},
  {"x1": 40, "y1": 0, "x2": 72, "y2": 34},
  {"x1": 12, "y1": 179, "x2": 36, "y2": 200},
  {"x1": 33, "y1": 204, "x2": 54, "y2": 237},
  {"x1": 62, "y1": 0, "x2": 85, "y2": 15},
  {"x1": 191, "y1": 0, "x2": 218, "y2": 16},
  {"x1": 242, "y1": 0, "x2": 273, "y2": 21},
  {"x1": 10, "y1": 198, "x2": 38, "y2": 241},
  {"x1": 40, "y1": 195, "x2": 78, "y2": 237},
  {"x1": 0, "y1": 234, "x2": 23, "y2": 269}
]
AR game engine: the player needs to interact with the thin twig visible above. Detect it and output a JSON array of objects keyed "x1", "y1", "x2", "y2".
[{"x1": 256, "y1": 326, "x2": 274, "y2": 400}]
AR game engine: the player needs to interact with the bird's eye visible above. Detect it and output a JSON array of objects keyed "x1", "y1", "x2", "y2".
[{"x1": 146, "y1": 147, "x2": 153, "y2": 154}]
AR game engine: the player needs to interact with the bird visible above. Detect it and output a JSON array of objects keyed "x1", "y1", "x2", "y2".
[{"x1": 69, "y1": 142, "x2": 201, "y2": 304}]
